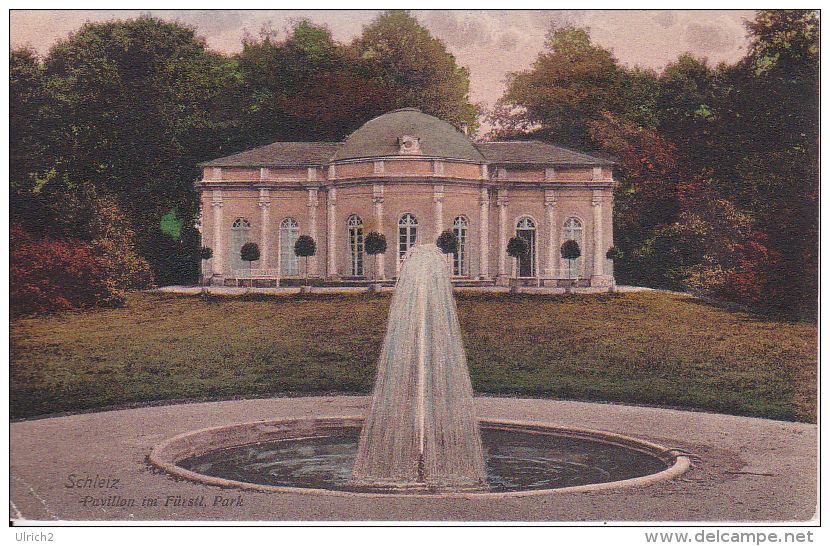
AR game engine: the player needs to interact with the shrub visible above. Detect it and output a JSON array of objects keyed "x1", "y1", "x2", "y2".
[{"x1": 10, "y1": 225, "x2": 122, "y2": 316}]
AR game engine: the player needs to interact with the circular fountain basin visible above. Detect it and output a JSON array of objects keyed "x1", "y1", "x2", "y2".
[{"x1": 150, "y1": 416, "x2": 689, "y2": 497}]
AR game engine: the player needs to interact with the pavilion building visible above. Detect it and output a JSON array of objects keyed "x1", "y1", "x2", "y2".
[{"x1": 195, "y1": 108, "x2": 615, "y2": 286}]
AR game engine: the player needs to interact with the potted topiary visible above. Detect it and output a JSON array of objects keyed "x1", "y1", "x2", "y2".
[
  {"x1": 294, "y1": 235, "x2": 316, "y2": 292},
  {"x1": 364, "y1": 232, "x2": 387, "y2": 293},
  {"x1": 436, "y1": 229, "x2": 458, "y2": 272},
  {"x1": 606, "y1": 246, "x2": 622, "y2": 293},
  {"x1": 240, "y1": 242, "x2": 260, "y2": 289},
  {"x1": 199, "y1": 246, "x2": 213, "y2": 287},
  {"x1": 560, "y1": 239, "x2": 581, "y2": 292},
  {"x1": 506, "y1": 236, "x2": 529, "y2": 292}
]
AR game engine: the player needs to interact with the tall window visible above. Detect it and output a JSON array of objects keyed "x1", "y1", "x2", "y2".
[
  {"x1": 280, "y1": 217, "x2": 300, "y2": 276},
  {"x1": 231, "y1": 218, "x2": 252, "y2": 272},
  {"x1": 516, "y1": 217, "x2": 536, "y2": 277},
  {"x1": 562, "y1": 217, "x2": 583, "y2": 279},
  {"x1": 452, "y1": 216, "x2": 469, "y2": 276},
  {"x1": 398, "y1": 213, "x2": 418, "y2": 264},
  {"x1": 348, "y1": 214, "x2": 364, "y2": 277}
]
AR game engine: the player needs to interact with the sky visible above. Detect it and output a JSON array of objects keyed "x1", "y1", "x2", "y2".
[{"x1": 9, "y1": 9, "x2": 756, "y2": 111}]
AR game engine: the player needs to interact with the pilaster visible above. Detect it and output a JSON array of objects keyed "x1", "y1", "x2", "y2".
[
  {"x1": 433, "y1": 184, "x2": 444, "y2": 241},
  {"x1": 308, "y1": 187, "x2": 319, "y2": 277},
  {"x1": 478, "y1": 186, "x2": 490, "y2": 279},
  {"x1": 327, "y1": 186, "x2": 337, "y2": 277},
  {"x1": 258, "y1": 189, "x2": 270, "y2": 269},
  {"x1": 373, "y1": 184, "x2": 385, "y2": 279},
  {"x1": 497, "y1": 188, "x2": 509, "y2": 282},
  {"x1": 211, "y1": 189, "x2": 224, "y2": 281},
  {"x1": 544, "y1": 189, "x2": 558, "y2": 279}
]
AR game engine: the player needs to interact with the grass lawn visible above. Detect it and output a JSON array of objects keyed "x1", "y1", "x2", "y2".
[{"x1": 10, "y1": 291, "x2": 817, "y2": 423}]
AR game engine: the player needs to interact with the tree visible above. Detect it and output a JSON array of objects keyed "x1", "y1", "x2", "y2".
[
  {"x1": 10, "y1": 48, "x2": 62, "y2": 228},
  {"x1": 490, "y1": 24, "x2": 630, "y2": 149},
  {"x1": 654, "y1": 54, "x2": 722, "y2": 186},
  {"x1": 240, "y1": 242, "x2": 260, "y2": 271},
  {"x1": 42, "y1": 16, "x2": 238, "y2": 284},
  {"x1": 722, "y1": 10, "x2": 818, "y2": 318},
  {"x1": 364, "y1": 232, "x2": 387, "y2": 281},
  {"x1": 349, "y1": 10, "x2": 480, "y2": 133},
  {"x1": 236, "y1": 20, "x2": 394, "y2": 145},
  {"x1": 506, "y1": 236, "x2": 529, "y2": 279},
  {"x1": 294, "y1": 235, "x2": 317, "y2": 284},
  {"x1": 560, "y1": 240, "x2": 581, "y2": 280}
]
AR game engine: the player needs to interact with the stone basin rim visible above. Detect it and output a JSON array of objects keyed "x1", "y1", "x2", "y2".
[{"x1": 149, "y1": 415, "x2": 691, "y2": 499}]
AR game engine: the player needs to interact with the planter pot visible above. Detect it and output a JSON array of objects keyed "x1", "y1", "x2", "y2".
[{"x1": 367, "y1": 283, "x2": 383, "y2": 294}]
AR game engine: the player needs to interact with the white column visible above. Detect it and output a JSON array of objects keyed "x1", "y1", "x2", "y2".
[
  {"x1": 478, "y1": 186, "x2": 490, "y2": 279},
  {"x1": 308, "y1": 187, "x2": 319, "y2": 277},
  {"x1": 592, "y1": 190, "x2": 604, "y2": 280},
  {"x1": 497, "y1": 188, "x2": 508, "y2": 277},
  {"x1": 211, "y1": 189, "x2": 223, "y2": 279},
  {"x1": 373, "y1": 183, "x2": 385, "y2": 279},
  {"x1": 258, "y1": 189, "x2": 270, "y2": 270},
  {"x1": 327, "y1": 186, "x2": 337, "y2": 277},
  {"x1": 433, "y1": 184, "x2": 444, "y2": 241},
  {"x1": 545, "y1": 189, "x2": 557, "y2": 278}
]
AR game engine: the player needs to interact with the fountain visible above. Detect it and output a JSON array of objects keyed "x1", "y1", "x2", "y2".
[
  {"x1": 150, "y1": 245, "x2": 689, "y2": 497},
  {"x1": 350, "y1": 244, "x2": 487, "y2": 492}
]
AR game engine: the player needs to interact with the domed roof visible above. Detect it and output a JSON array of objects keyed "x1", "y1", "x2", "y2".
[{"x1": 333, "y1": 108, "x2": 485, "y2": 162}]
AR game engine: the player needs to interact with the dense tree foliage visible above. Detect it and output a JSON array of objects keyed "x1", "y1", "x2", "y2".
[
  {"x1": 10, "y1": 16, "x2": 240, "y2": 299},
  {"x1": 236, "y1": 20, "x2": 394, "y2": 144},
  {"x1": 489, "y1": 10, "x2": 818, "y2": 319},
  {"x1": 349, "y1": 10, "x2": 480, "y2": 134},
  {"x1": 491, "y1": 26, "x2": 630, "y2": 149}
]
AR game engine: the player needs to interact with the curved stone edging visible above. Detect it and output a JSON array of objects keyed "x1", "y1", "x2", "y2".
[{"x1": 149, "y1": 416, "x2": 691, "y2": 499}]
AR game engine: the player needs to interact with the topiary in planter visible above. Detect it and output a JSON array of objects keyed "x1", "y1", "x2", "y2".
[
  {"x1": 240, "y1": 242, "x2": 260, "y2": 270},
  {"x1": 199, "y1": 246, "x2": 213, "y2": 285},
  {"x1": 561, "y1": 239, "x2": 581, "y2": 283},
  {"x1": 507, "y1": 236, "x2": 528, "y2": 260},
  {"x1": 436, "y1": 229, "x2": 458, "y2": 254},
  {"x1": 294, "y1": 235, "x2": 316, "y2": 284},
  {"x1": 364, "y1": 232, "x2": 387, "y2": 281}
]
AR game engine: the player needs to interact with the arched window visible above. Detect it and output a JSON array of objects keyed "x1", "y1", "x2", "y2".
[
  {"x1": 515, "y1": 217, "x2": 536, "y2": 277},
  {"x1": 398, "y1": 213, "x2": 418, "y2": 264},
  {"x1": 230, "y1": 218, "x2": 252, "y2": 272},
  {"x1": 452, "y1": 216, "x2": 469, "y2": 276},
  {"x1": 347, "y1": 214, "x2": 364, "y2": 277},
  {"x1": 280, "y1": 217, "x2": 300, "y2": 276},
  {"x1": 562, "y1": 217, "x2": 583, "y2": 279}
]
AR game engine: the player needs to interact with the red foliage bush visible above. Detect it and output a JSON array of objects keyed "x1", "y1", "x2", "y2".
[
  {"x1": 10, "y1": 225, "x2": 122, "y2": 317},
  {"x1": 714, "y1": 238, "x2": 768, "y2": 306}
]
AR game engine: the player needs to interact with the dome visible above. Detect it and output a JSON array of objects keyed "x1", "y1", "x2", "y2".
[{"x1": 333, "y1": 108, "x2": 485, "y2": 162}]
